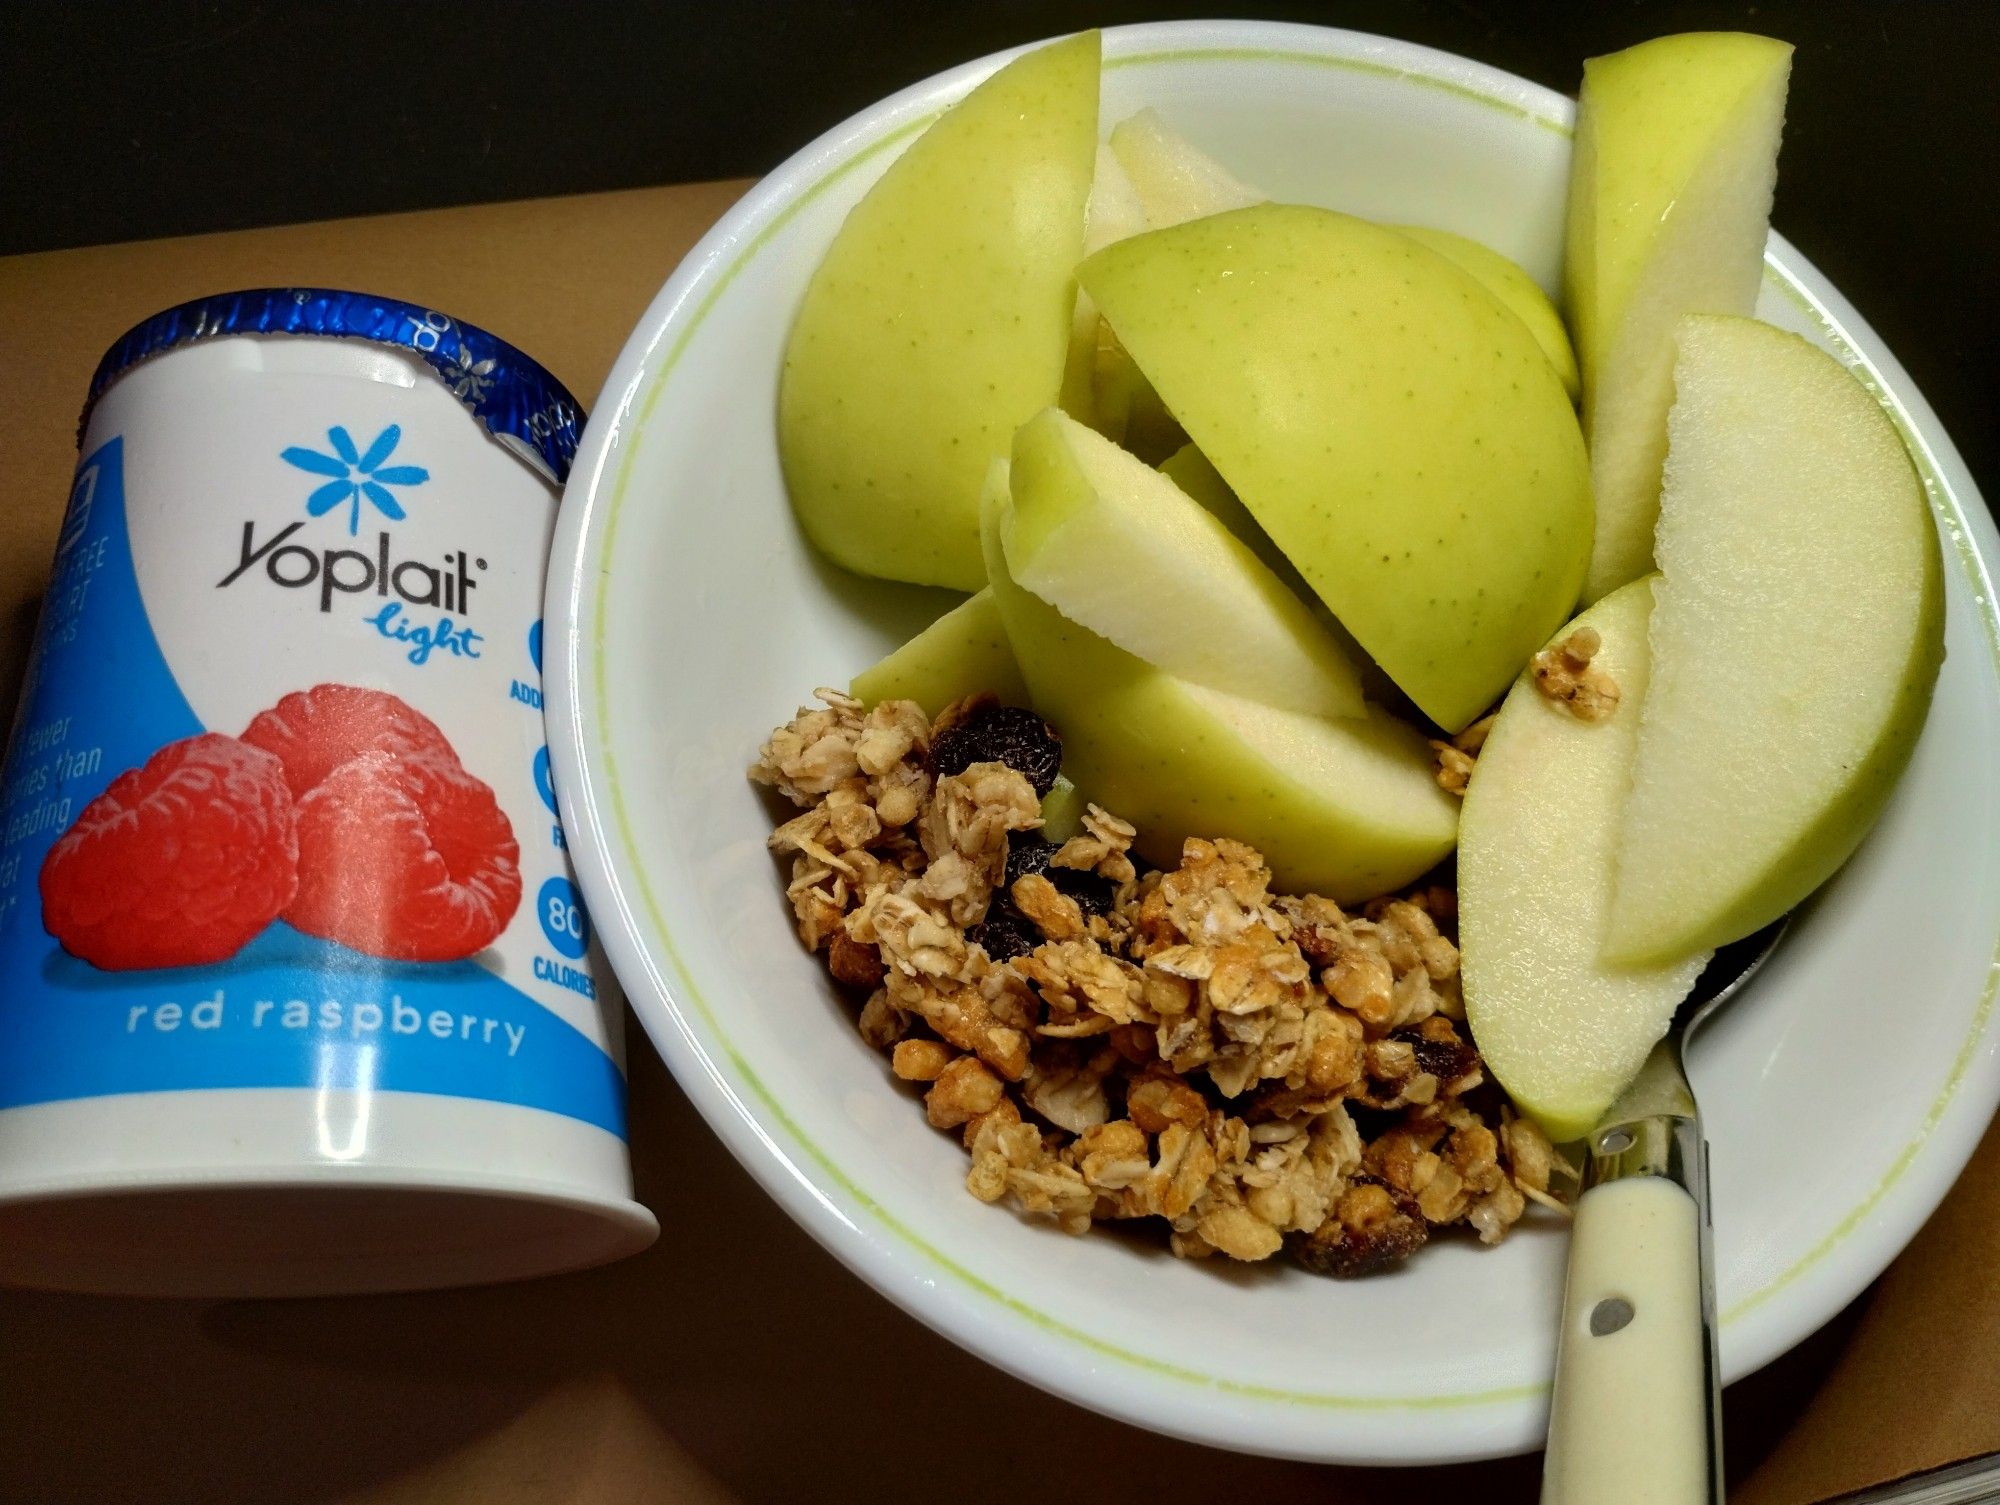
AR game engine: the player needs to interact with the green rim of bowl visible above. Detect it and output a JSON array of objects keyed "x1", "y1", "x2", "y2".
[{"x1": 587, "y1": 42, "x2": 2000, "y2": 1410}]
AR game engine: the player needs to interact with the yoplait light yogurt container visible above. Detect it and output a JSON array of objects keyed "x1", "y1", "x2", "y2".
[{"x1": 0, "y1": 289, "x2": 659, "y2": 1296}]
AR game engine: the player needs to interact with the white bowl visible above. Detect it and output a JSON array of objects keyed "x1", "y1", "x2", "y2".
[{"x1": 547, "y1": 21, "x2": 2000, "y2": 1465}]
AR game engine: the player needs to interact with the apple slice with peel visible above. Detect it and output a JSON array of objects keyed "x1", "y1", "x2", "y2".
[
  {"x1": 1393, "y1": 226, "x2": 1579, "y2": 401},
  {"x1": 1064, "y1": 147, "x2": 1179, "y2": 453},
  {"x1": 1085, "y1": 109, "x2": 1261, "y2": 452},
  {"x1": 1161, "y1": 442, "x2": 1410, "y2": 712},
  {"x1": 1461, "y1": 578, "x2": 1710, "y2": 1142},
  {"x1": 1084, "y1": 140, "x2": 1149, "y2": 248},
  {"x1": 1566, "y1": 32, "x2": 1793, "y2": 603},
  {"x1": 850, "y1": 588, "x2": 1028, "y2": 716},
  {"x1": 1107, "y1": 107, "x2": 1264, "y2": 229},
  {"x1": 1604, "y1": 316, "x2": 1945, "y2": 963},
  {"x1": 1061, "y1": 144, "x2": 1149, "y2": 421},
  {"x1": 779, "y1": 32, "x2": 1100, "y2": 589},
  {"x1": 1088, "y1": 323, "x2": 1186, "y2": 462},
  {"x1": 1006, "y1": 408, "x2": 1362, "y2": 719},
  {"x1": 979, "y1": 461, "x2": 1457, "y2": 901},
  {"x1": 1079, "y1": 203, "x2": 1591, "y2": 732},
  {"x1": 1157, "y1": 442, "x2": 1301, "y2": 589}
]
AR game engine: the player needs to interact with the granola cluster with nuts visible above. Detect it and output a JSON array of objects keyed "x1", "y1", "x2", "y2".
[{"x1": 751, "y1": 689, "x2": 1567, "y2": 1275}]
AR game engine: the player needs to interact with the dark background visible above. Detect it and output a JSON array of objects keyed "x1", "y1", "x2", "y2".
[{"x1": 1, "y1": 0, "x2": 1995, "y2": 495}]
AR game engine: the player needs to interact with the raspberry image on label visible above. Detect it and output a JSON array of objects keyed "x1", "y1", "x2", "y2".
[
  {"x1": 38, "y1": 733, "x2": 298, "y2": 971},
  {"x1": 286, "y1": 747, "x2": 522, "y2": 962},
  {"x1": 237, "y1": 682, "x2": 522, "y2": 962},
  {"x1": 241, "y1": 683, "x2": 455, "y2": 799}
]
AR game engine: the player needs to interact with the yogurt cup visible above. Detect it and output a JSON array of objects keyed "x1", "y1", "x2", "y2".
[{"x1": 0, "y1": 289, "x2": 659, "y2": 1296}]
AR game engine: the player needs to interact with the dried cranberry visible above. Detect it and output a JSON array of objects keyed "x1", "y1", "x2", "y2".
[
  {"x1": 971, "y1": 908, "x2": 1036, "y2": 963},
  {"x1": 931, "y1": 704, "x2": 1062, "y2": 796}
]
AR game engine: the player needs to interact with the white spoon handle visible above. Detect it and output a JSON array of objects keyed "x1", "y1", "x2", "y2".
[{"x1": 1542, "y1": 1174, "x2": 1715, "y2": 1505}]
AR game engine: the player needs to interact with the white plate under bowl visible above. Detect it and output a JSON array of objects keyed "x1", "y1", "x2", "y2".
[{"x1": 547, "y1": 21, "x2": 2000, "y2": 1465}]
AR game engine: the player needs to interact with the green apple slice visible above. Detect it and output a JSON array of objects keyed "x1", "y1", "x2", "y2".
[
  {"x1": 1157, "y1": 442, "x2": 1298, "y2": 587},
  {"x1": 1392, "y1": 225, "x2": 1580, "y2": 401},
  {"x1": 1566, "y1": 32, "x2": 1792, "y2": 603},
  {"x1": 850, "y1": 588, "x2": 1028, "y2": 716},
  {"x1": 979, "y1": 461, "x2": 1457, "y2": 902},
  {"x1": 1079, "y1": 203, "x2": 1592, "y2": 733},
  {"x1": 1161, "y1": 442, "x2": 1410, "y2": 711},
  {"x1": 1090, "y1": 108, "x2": 1262, "y2": 454},
  {"x1": 1461, "y1": 578, "x2": 1710, "y2": 1142},
  {"x1": 778, "y1": 32, "x2": 1100, "y2": 589},
  {"x1": 1088, "y1": 323, "x2": 1186, "y2": 462},
  {"x1": 1604, "y1": 315, "x2": 1944, "y2": 963},
  {"x1": 1061, "y1": 144, "x2": 1150, "y2": 421},
  {"x1": 1107, "y1": 107, "x2": 1264, "y2": 229},
  {"x1": 1006, "y1": 408, "x2": 1362, "y2": 719},
  {"x1": 1084, "y1": 139, "x2": 1149, "y2": 250}
]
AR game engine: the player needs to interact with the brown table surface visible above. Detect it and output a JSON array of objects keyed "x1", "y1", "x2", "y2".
[{"x1": 2, "y1": 183, "x2": 1997, "y2": 1505}]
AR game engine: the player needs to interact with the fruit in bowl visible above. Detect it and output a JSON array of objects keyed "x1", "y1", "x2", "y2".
[
  {"x1": 1567, "y1": 32, "x2": 1794, "y2": 602},
  {"x1": 1077, "y1": 201, "x2": 1592, "y2": 733},
  {"x1": 551, "y1": 18, "x2": 1997, "y2": 1465},
  {"x1": 764, "y1": 14, "x2": 1936, "y2": 1184},
  {"x1": 778, "y1": 32, "x2": 1101, "y2": 590}
]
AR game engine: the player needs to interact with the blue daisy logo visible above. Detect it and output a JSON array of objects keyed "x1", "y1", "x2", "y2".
[{"x1": 280, "y1": 425, "x2": 430, "y2": 536}]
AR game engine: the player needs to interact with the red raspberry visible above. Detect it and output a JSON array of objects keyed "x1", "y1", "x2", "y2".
[
  {"x1": 241, "y1": 683, "x2": 456, "y2": 798},
  {"x1": 285, "y1": 750, "x2": 521, "y2": 962},
  {"x1": 39, "y1": 733, "x2": 297, "y2": 971}
]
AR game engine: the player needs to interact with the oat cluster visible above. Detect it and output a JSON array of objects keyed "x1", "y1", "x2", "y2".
[
  {"x1": 1531, "y1": 626, "x2": 1621, "y2": 721},
  {"x1": 752, "y1": 690, "x2": 1565, "y2": 1275},
  {"x1": 1430, "y1": 711, "x2": 1496, "y2": 797}
]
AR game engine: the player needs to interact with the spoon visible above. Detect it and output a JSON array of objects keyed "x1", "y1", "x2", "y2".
[{"x1": 1540, "y1": 917, "x2": 1791, "y2": 1505}]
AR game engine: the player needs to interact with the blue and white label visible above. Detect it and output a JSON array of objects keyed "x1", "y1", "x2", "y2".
[
  {"x1": 0, "y1": 337, "x2": 625, "y2": 1140},
  {"x1": 538, "y1": 877, "x2": 591, "y2": 960}
]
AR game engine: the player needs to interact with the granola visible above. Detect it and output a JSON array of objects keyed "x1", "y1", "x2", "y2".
[
  {"x1": 1429, "y1": 712, "x2": 1496, "y2": 797},
  {"x1": 1530, "y1": 627, "x2": 1621, "y2": 722},
  {"x1": 752, "y1": 691, "x2": 1568, "y2": 1275}
]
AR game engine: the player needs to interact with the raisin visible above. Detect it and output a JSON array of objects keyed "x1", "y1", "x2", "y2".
[
  {"x1": 1004, "y1": 834, "x2": 1114, "y2": 917},
  {"x1": 1392, "y1": 1021, "x2": 1482, "y2": 1087},
  {"x1": 1288, "y1": 918, "x2": 1344, "y2": 970},
  {"x1": 1053, "y1": 869, "x2": 1115, "y2": 918},
  {"x1": 971, "y1": 908, "x2": 1036, "y2": 963},
  {"x1": 827, "y1": 933, "x2": 886, "y2": 990},
  {"x1": 1290, "y1": 1176, "x2": 1429, "y2": 1278},
  {"x1": 1004, "y1": 834, "x2": 1056, "y2": 890},
  {"x1": 1342, "y1": 1103, "x2": 1403, "y2": 1143},
  {"x1": 931, "y1": 704, "x2": 1062, "y2": 796},
  {"x1": 1454, "y1": 1077, "x2": 1514, "y2": 1123}
]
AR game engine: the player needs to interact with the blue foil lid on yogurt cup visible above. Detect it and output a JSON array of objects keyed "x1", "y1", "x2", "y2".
[{"x1": 82, "y1": 287, "x2": 586, "y2": 484}]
